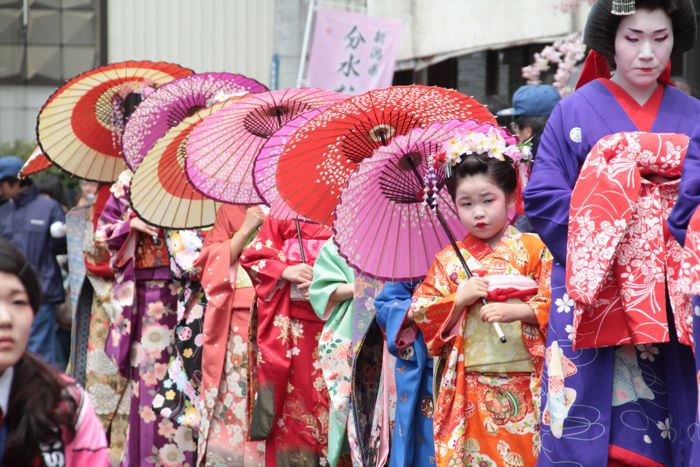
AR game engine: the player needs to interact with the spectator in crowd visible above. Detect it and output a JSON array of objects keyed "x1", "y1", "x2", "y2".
[
  {"x1": 0, "y1": 156, "x2": 66, "y2": 366},
  {"x1": 0, "y1": 237, "x2": 108, "y2": 465},
  {"x1": 498, "y1": 84, "x2": 561, "y2": 232}
]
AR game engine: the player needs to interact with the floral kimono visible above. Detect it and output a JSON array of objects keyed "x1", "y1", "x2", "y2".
[
  {"x1": 309, "y1": 238, "x2": 359, "y2": 466},
  {"x1": 349, "y1": 275, "x2": 395, "y2": 467},
  {"x1": 525, "y1": 78, "x2": 700, "y2": 466},
  {"x1": 374, "y1": 281, "x2": 436, "y2": 467},
  {"x1": 152, "y1": 229, "x2": 207, "y2": 433},
  {"x1": 194, "y1": 205, "x2": 265, "y2": 466},
  {"x1": 240, "y1": 218, "x2": 332, "y2": 466},
  {"x1": 566, "y1": 132, "x2": 692, "y2": 348},
  {"x1": 409, "y1": 226, "x2": 551, "y2": 467},
  {"x1": 81, "y1": 184, "x2": 131, "y2": 465},
  {"x1": 97, "y1": 171, "x2": 195, "y2": 466}
]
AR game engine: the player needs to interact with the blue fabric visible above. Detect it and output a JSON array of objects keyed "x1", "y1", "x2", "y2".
[
  {"x1": 668, "y1": 123, "x2": 700, "y2": 246},
  {"x1": 28, "y1": 303, "x2": 58, "y2": 367},
  {"x1": 524, "y1": 80, "x2": 700, "y2": 466},
  {"x1": 0, "y1": 184, "x2": 66, "y2": 304},
  {"x1": 375, "y1": 281, "x2": 435, "y2": 467}
]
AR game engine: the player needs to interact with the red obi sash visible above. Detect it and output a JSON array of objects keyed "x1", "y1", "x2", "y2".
[{"x1": 566, "y1": 132, "x2": 692, "y2": 349}]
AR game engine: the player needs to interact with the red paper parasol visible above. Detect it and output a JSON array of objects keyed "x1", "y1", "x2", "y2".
[
  {"x1": 122, "y1": 72, "x2": 267, "y2": 171},
  {"x1": 254, "y1": 107, "x2": 328, "y2": 220},
  {"x1": 37, "y1": 60, "x2": 193, "y2": 182},
  {"x1": 19, "y1": 146, "x2": 52, "y2": 178},
  {"x1": 129, "y1": 98, "x2": 241, "y2": 230},
  {"x1": 276, "y1": 85, "x2": 496, "y2": 225},
  {"x1": 186, "y1": 88, "x2": 345, "y2": 204}
]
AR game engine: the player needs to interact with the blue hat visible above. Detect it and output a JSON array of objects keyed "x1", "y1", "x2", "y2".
[
  {"x1": 0, "y1": 156, "x2": 24, "y2": 180},
  {"x1": 497, "y1": 84, "x2": 561, "y2": 117}
]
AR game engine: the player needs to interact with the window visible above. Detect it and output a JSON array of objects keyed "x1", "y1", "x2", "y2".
[{"x1": 0, "y1": 0, "x2": 105, "y2": 84}]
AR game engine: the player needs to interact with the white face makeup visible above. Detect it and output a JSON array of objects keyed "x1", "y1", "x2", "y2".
[{"x1": 613, "y1": 8, "x2": 674, "y2": 92}]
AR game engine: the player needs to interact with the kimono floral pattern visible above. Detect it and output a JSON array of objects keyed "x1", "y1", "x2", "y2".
[
  {"x1": 194, "y1": 205, "x2": 264, "y2": 466},
  {"x1": 524, "y1": 79, "x2": 700, "y2": 466},
  {"x1": 409, "y1": 227, "x2": 551, "y2": 467},
  {"x1": 97, "y1": 170, "x2": 195, "y2": 466},
  {"x1": 240, "y1": 218, "x2": 332, "y2": 466},
  {"x1": 153, "y1": 230, "x2": 206, "y2": 431},
  {"x1": 567, "y1": 132, "x2": 692, "y2": 348}
]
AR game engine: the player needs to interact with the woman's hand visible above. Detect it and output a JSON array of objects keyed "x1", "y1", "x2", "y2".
[
  {"x1": 130, "y1": 217, "x2": 159, "y2": 237},
  {"x1": 282, "y1": 263, "x2": 314, "y2": 284},
  {"x1": 240, "y1": 206, "x2": 266, "y2": 237},
  {"x1": 330, "y1": 283, "x2": 354, "y2": 303},
  {"x1": 455, "y1": 277, "x2": 488, "y2": 311}
]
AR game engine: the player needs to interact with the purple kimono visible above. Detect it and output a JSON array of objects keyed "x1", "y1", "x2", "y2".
[
  {"x1": 97, "y1": 171, "x2": 195, "y2": 466},
  {"x1": 524, "y1": 80, "x2": 700, "y2": 466},
  {"x1": 668, "y1": 127, "x2": 700, "y2": 464}
]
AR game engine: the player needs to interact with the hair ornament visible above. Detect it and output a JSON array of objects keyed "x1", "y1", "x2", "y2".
[
  {"x1": 611, "y1": 0, "x2": 636, "y2": 15},
  {"x1": 422, "y1": 126, "x2": 531, "y2": 210}
]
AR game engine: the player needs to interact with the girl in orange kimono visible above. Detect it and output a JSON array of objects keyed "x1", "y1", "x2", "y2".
[
  {"x1": 194, "y1": 205, "x2": 266, "y2": 465},
  {"x1": 409, "y1": 137, "x2": 552, "y2": 466}
]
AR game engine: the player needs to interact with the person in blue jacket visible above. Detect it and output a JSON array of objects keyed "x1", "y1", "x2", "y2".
[
  {"x1": 0, "y1": 156, "x2": 66, "y2": 366},
  {"x1": 374, "y1": 281, "x2": 436, "y2": 467}
]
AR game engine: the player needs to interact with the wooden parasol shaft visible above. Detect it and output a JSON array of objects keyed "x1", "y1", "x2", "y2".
[{"x1": 294, "y1": 217, "x2": 307, "y2": 264}]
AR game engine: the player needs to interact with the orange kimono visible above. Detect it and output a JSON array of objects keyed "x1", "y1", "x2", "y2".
[{"x1": 409, "y1": 226, "x2": 552, "y2": 467}]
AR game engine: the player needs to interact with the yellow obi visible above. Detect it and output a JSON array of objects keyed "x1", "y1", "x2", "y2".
[{"x1": 462, "y1": 299, "x2": 534, "y2": 373}]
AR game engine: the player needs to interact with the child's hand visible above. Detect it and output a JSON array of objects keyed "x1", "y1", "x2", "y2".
[
  {"x1": 456, "y1": 277, "x2": 488, "y2": 310},
  {"x1": 480, "y1": 302, "x2": 536, "y2": 324}
]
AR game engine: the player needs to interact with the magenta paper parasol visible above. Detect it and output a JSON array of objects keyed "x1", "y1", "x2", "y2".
[
  {"x1": 122, "y1": 72, "x2": 267, "y2": 170},
  {"x1": 254, "y1": 107, "x2": 330, "y2": 220},
  {"x1": 186, "y1": 88, "x2": 344, "y2": 205},
  {"x1": 333, "y1": 120, "x2": 501, "y2": 281}
]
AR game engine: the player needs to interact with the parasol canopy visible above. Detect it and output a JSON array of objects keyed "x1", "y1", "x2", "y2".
[
  {"x1": 331, "y1": 120, "x2": 492, "y2": 281},
  {"x1": 254, "y1": 107, "x2": 327, "y2": 220},
  {"x1": 19, "y1": 146, "x2": 52, "y2": 178},
  {"x1": 129, "y1": 98, "x2": 242, "y2": 230},
  {"x1": 122, "y1": 72, "x2": 267, "y2": 171},
  {"x1": 36, "y1": 60, "x2": 192, "y2": 182},
  {"x1": 276, "y1": 85, "x2": 496, "y2": 225},
  {"x1": 186, "y1": 88, "x2": 344, "y2": 204}
]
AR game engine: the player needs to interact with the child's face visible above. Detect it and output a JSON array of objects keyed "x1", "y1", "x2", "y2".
[{"x1": 454, "y1": 174, "x2": 512, "y2": 241}]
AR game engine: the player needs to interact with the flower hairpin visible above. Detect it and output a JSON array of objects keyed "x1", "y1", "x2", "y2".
[{"x1": 422, "y1": 127, "x2": 532, "y2": 210}]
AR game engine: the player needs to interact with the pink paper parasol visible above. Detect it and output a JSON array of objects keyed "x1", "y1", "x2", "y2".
[
  {"x1": 186, "y1": 88, "x2": 344, "y2": 205},
  {"x1": 254, "y1": 107, "x2": 328, "y2": 220},
  {"x1": 122, "y1": 72, "x2": 267, "y2": 171},
  {"x1": 332, "y1": 120, "x2": 491, "y2": 282}
]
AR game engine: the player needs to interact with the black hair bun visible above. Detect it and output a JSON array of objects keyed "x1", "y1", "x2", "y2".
[{"x1": 584, "y1": 0, "x2": 696, "y2": 65}]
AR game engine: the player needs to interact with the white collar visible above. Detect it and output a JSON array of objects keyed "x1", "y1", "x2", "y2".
[{"x1": 0, "y1": 367, "x2": 14, "y2": 415}]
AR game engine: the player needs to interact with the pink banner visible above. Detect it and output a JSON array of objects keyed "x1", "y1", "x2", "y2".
[{"x1": 306, "y1": 8, "x2": 402, "y2": 95}]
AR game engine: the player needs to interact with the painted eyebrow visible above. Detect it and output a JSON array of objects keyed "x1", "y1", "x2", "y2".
[{"x1": 627, "y1": 27, "x2": 669, "y2": 34}]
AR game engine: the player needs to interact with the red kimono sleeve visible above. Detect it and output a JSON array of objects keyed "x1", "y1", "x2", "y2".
[
  {"x1": 240, "y1": 217, "x2": 290, "y2": 301},
  {"x1": 195, "y1": 205, "x2": 246, "y2": 309}
]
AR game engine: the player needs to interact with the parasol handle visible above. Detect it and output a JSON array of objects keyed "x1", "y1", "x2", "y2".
[
  {"x1": 294, "y1": 218, "x2": 307, "y2": 264},
  {"x1": 434, "y1": 209, "x2": 507, "y2": 344},
  {"x1": 403, "y1": 152, "x2": 507, "y2": 344}
]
